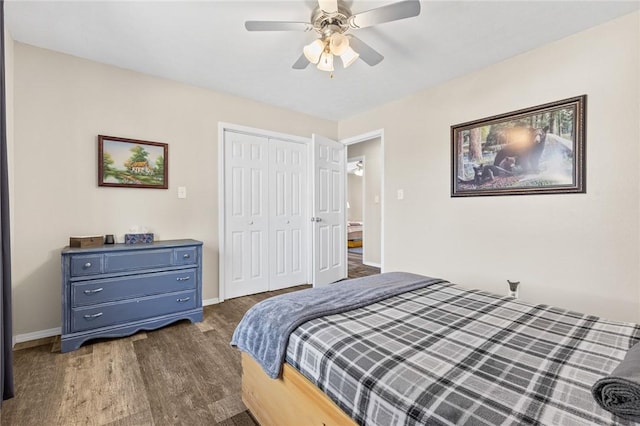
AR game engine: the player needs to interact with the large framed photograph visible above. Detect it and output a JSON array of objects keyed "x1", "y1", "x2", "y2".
[
  {"x1": 98, "y1": 135, "x2": 168, "y2": 189},
  {"x1": 451, "y1": 95, "x2": 586, "y2": 197}
]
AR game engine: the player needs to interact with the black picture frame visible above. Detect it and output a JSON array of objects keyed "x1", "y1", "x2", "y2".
[
  {"x1": 98, "y1": 135, "x2": 168, "y2": 189},
  {"x1": 451, "y1": 95, "x2": 586, "y2": 197}
]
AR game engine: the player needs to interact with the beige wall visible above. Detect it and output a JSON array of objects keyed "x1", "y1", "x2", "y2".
[
  {"x1": 347, "y1": 138, "x2": 382, "y2": 266},
  {"x1": 12, "y1": 43, "x2": 336, "y2": 335},
  {"x1": 339, "y1": 12, "x2": 640, "y2": 322}
]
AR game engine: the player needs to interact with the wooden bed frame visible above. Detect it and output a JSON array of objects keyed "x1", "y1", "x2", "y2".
[{"x1": 241, "y1": 352, "x2": 356, "y2": 426}]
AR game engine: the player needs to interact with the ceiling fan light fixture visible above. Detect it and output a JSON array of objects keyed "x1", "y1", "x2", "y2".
[
  {"x1": 303, "y1": 39, "x2": 325, "y2": 64},
  {"x1": 317, "y1": 51, "x2": 334, "y2": 72},
  {"x1": 340, "y1": 46, "x2": 359, "y2": 68},
  {"x1": 329, "y1": 33, "x2": 349, "y2": 56}
]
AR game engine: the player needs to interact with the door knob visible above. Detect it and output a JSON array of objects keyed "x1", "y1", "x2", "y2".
[
  {"x1": 248, "y1": 221, "x2": 254, "y2": 225},
  {"x1": 286, "y1": 220, "x2": 290, "y2": 224}
]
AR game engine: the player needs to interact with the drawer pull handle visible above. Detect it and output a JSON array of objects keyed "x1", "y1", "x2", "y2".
[
  {"x1": 176, "y1": 297, "x2": 191, "y2": 303},
  {"x1": 83, "y1": 312, "x2": 103, "y2": 320},
  {"x1": 176, "y1": 276, "x2": 191, "y2": 282},
  {"x1": 84, "y1": 262, "x2": 92, "y2": 268},
  {"x1": 183, "y1": 253, "x2": 190, "y2": 259},
  {"x1": 83, "y1": 287, "x2": 104, "y2": 294}
]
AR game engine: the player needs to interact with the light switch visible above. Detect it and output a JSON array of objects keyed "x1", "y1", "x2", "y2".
[
  {"x1": 397, "y1": 189, "x2": 404, "y2": 200},
  {"x1": 178, "y1": 186, "x2": 187, "y2": 199}
]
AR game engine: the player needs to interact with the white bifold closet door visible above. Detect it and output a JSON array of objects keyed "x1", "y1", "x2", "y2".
[
  {"x1": 269, "y1": 139, "x2": 308, "y2": 290},
  {"x1": 224, "y1": 130, "x2": 307, "y2": 299}
]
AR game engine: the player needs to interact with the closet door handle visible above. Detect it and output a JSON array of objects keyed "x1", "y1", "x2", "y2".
[{"x1": 83, "y1": 287, "x2": 103, "y2": 294}]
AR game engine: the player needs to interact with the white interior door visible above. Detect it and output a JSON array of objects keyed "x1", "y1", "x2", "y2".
[
  {"x1": 224, "y1": 131, "x2": 269, "y2": 298},
  {"x1": 312, "y1": 134, "x2": 347, "y2": 287},
  {"x1": 269, "y1": 139, "x2": 308, "y2": 290}
]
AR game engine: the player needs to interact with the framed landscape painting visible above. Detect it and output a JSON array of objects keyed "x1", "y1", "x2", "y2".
[
  {"x1": 98, "y1": 135, "x2": 168, "y2": 189},
  {"x1": 451, "y1": 95, "x2": 586, "y2": 197}
]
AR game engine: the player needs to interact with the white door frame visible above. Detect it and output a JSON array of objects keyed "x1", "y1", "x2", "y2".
[
  {"x1": 218, "y1": 122, "x2": 311, "y2": 302},
  {"x1": 346, "y1": 155, "x2": 366, "y2": 261},
  {"x1": 341, "y1": 129, "x2": 385, "y2": 272}
]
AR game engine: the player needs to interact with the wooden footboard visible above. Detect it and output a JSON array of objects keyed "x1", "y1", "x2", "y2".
[{"x1": 241, "y1": 352, "x2": 356, "y2": 426}]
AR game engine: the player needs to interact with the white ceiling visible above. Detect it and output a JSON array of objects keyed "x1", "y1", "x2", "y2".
[{"x1": 5, "y1": 1, "x2": 639, "y2": 121}]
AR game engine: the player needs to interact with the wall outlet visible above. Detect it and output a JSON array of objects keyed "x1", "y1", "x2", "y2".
[
  {"x1": 178, "y1": 186, "x2": 187, "y2": 199},
  {"x1": 397, "y1": 189, "x2": 404, "y2": 200}
]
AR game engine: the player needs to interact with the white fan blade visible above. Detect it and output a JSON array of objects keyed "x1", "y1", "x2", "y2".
[
  {"x1": 245, "y1": 21, "x2": 313, "y2": 32},
  {"x1": 349, "y1": 0, "x2": 421, "y2": 29},
  {"x1": 349, "y1": 36, "x2": 384, "y2": 66},
  {"x1": 318, "y1": 0, "x2": 338, "y2": 14},
  {"x1": 292, "y1": 53, "x2": 310, "y2": 69}
]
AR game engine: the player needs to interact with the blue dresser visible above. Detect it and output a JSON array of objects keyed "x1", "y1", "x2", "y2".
[{"x1": 61, "y1": 239, "x2": 203, "y2": 352}]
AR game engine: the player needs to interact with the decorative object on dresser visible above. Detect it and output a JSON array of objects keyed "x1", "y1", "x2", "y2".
[
  {"x1": 69, "y1": 235, "x2": 104, "y2": 248},
  {"x1": 61, "y1": 239, "x2": 203, "y2": 352},
  {"x1": 124, "y1": 233, "x2": 154, "y2": 244},
  {"x1": 98, "y1": 135, "x2": 168, "y2": 189}
]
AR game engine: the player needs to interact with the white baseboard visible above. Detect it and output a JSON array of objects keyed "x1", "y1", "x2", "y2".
[
  {"x1": 13, "y1": 327, "x2": 61, "y2": 347},
  {"x1": 203, "y1": 297, "x2": 220, "y2": 306},
  {"x1": 364, "y1": 261, "x2": 381, "y2": 268},
  {"x1": 12, "y1": 300, "x2": 221, "y2": 348}
]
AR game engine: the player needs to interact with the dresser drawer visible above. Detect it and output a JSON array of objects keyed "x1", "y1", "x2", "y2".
[
  {"x1": 70, "y1": 255, "x2": 104, "y2": 277},
  {"x1": 72, "y1": 269, "x2": 197, "y2": 307},
  {"x1": 71, "y1": 290, "x2": 197, "y2": 332},
  {"x1": 174, "y1": 247, "x2": 197, "y2": 266},
  {"x1": 104, "y1": 249, "x2": 173, "y2": 273}
]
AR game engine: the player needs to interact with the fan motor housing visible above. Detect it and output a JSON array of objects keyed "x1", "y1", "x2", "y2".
[{"x1": 310, "y1": 2, "x2": 351, "y2": 36}]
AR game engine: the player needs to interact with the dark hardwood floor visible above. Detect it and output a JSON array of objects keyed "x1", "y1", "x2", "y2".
[
  {"x1": 1, "y1": 288, "x2": 306, "y2": 425},
  {"x1": 348, "y1": 250, "x2": 380, "y2": 278},
  {"x1": 2, "y1": 259, "x2": 380, "y2": 425}
]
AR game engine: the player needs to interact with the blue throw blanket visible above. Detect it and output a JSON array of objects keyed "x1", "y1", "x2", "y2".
[{"x1": 230, "y1": 272, "x2": 446, "y2": 378}]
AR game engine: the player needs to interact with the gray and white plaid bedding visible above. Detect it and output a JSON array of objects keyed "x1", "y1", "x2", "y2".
[{"x1": 285, "y1": 281, "x2": 640, "y2": 425}]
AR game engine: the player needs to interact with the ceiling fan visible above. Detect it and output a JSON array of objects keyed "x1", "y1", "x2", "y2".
[{"x1": 245, "y1": 0, "x2": 421, "y2": 75}]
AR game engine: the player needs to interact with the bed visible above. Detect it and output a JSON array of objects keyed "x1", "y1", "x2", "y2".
[
  {"x1": 232, "y1": 272, "x2": 640, "y2": 425},
  {"x1": 347, "y1": 221, "x2": 363, "y2": 247}
]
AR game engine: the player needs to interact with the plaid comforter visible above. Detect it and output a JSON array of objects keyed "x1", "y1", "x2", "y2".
[{"x1": 285, "y1": 282, "x2": 640, "y2": 425}]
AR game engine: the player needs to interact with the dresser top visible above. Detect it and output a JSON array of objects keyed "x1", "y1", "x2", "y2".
[{"x1": 61, "y1": 238, "x2": 203, "y2": 255}]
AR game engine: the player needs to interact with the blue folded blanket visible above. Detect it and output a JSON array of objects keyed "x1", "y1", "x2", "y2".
[
  {"x1": 231, "y1": 272, "x2": 446, "y2": 378},
  {"x1": 592, "y1": 340, "x2": 640, "y2": 421}
]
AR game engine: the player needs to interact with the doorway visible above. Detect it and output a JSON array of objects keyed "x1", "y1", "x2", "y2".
[{"x1": 343, "y1": 131, "x2": 384, "y2": 278}]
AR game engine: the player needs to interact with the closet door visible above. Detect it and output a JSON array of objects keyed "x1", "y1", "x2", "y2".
[
  {"x1": 224, "y1": 131, "x2": 269, "y2": 298},
  {"x1": 268, "y1": 139, "x2": 308, "y2": 290}
]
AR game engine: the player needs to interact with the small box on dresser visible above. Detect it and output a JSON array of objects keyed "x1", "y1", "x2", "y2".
[{"x1": 60, "y1": 238, "x2": 203, "y2": 352}]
